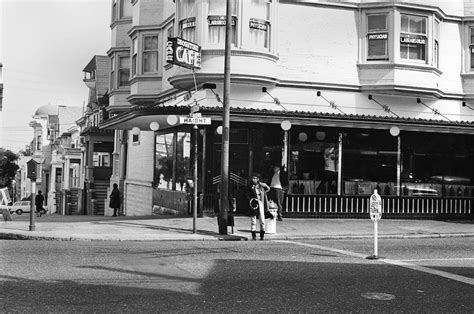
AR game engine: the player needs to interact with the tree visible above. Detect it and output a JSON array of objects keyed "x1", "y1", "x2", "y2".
[{"x1": 0, "y1": 148, "x2": 19, "y2": 188}]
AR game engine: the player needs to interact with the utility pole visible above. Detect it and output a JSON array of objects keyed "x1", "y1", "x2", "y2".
[{"x1": 219, "y1": 0, "x2": 232, "y2": 235}]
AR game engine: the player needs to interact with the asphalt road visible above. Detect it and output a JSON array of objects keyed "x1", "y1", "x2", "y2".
[{"x1": 1, "y1": 238, "x2": 472, "y2": 313}]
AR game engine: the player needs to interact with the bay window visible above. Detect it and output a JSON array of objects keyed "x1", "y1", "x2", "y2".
[
  {"x1": 142, "y1": 35, "x2": 159, "y2": 73},
  {"x1": 367, "y1": 14, "x2": 388, "y2": 60},
  {"x1": 110, "y1": 56, "x2": 115, "y2": 90},
  {"x1": 400, "y1": 14, "x2": 427, "y2": 61},
  {"x1": 249, "y1": 0, "x2": 271, "y2": 50}
]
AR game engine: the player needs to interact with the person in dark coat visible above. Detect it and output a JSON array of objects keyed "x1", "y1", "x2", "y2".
[
  {"x1": 35, "y1": 190, "x2": 45, "y2": 217},
  {"x1": 109, "y1": 184, "x2": 121, "y2": 217},
  {"x1": 247, "y1": 173, "x2": 270, "y2": 240}
]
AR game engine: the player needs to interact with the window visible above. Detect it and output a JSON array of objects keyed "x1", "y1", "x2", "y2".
[
  {"x1": 131, "y1": 38, "x2": 138, "y2": 77},
  {"x1": 400, "y1": 14, "x2": 427, "y2": 61},
  {"x1": 110, "y1": 56, "x2": 115, "y2": 89},
  {"x1": 142, "y1": 35, "x2": 159, "y2": 73},
  {"x1": 118, "y1": 55, "x2": 130, "y2": 87},
  {"x1": 112, "y1": 0, "x2": 117, "y2": 22},
  {"x1": 36, "y1": 135, "x2": 42, "y2": 150},
  {"x1": 367, "y1": 14, "x2": 388, "y2": 60},
  {"x1": 249, "y1": 0, "x2": 271, "y2": 50},
  {"x1": 434, "y1": 19, "x2": 439, "y2": 68},
  {"x1": 154, "y1": 132, "x2": 191, "y2": 191},
  {"x1": 167, "y1": 23, "x2": 174, "y2": 38},
  {"x1": 120, "y1": 0, "x2": 132, "y2": 18},
  {"x1": 207, "y1": 0, "x2": 237, "y2": 46},
  {"x1": 132, "y1": 133, "x2": 139, "y2": 144},
  {"x1": 470, "y1": 28, "x2": 474, "y2": 70},
  {"x1": 179, "y1": 0, "x2": 196, "y2": 42}
]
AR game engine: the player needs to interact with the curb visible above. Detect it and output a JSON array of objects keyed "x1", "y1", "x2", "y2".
[{"x1": 1, "y1": 232, "x2": 473, "y2": 242}]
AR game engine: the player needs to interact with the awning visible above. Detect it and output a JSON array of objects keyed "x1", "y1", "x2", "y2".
[{"x1": 100, "y1": 104, "x2": 474, "y2": 135}]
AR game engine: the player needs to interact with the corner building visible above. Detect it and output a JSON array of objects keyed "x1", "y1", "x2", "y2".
[{"x1": 102, "y1": 0, "x2": 474, "y2": 219}]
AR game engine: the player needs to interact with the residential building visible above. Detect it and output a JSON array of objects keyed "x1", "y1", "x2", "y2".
[{"x1": 101, "y1": 0, "x2": 474, "y2": 219}]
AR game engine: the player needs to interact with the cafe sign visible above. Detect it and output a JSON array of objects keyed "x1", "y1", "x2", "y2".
[{"x1": 166, "y1": 37, "x2": 201, "y2": 69}]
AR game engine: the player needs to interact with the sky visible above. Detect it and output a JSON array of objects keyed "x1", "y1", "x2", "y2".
[{"x1": 0, "y1": 0, "x2": 111, "y2": 153}]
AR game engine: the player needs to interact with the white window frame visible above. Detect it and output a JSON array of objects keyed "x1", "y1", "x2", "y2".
[
  {"x1": 142, "y1": 34, "x2": 159, "y2": 74},
  {"x1": 117, "y1": 55, "x2": 130, "y2": 88},
  {"x1": 110, "y1": 56, "x2": 115, "y2": 90},
  {"x1": 207, "y1": 0, "x2": 238, "y2": 46},
  {"x1": 400, "y1": 13, "x2": 427, "y2": 62},
  {"x1": 470, "y1": 27, "x2": 474, "y2": 70},
  {"x1": 131, "y1": 37, "x2": 138, "y2": 77},
  {"x1": 249, "y1": 0, "x2": 272, "y2": 51},
  {"x1": 178, "y1": 0, "x2": 196, "y2": 42},
  {"x1": 367, "y1": 13, "x2": 388, "y2": 60}
]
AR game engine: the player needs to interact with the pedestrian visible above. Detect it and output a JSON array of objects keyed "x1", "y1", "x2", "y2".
[
  {"x1": 109, "y1": 183, "x2": 121, "y2": 217},
  {"x1": 269, "y1": 164, "x2": 288, "y2": 221},
  {"x1": 35, "y1": 190, "x2": 44, "y2": 217},
  {"x1": 247, "y1": 173, "x2": 270, "y2": 240}
]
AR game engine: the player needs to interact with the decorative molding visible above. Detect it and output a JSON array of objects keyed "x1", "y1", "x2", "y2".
[
  {"x1": 107, "y1": 46, "x2": 131, "y2": 56},
  {"x1": 129, "y1": 75, "x2": 162, "y2": 85},
  {"x1": 357, "y1": 62, "x2": 443, "y2": 76},
  {"x1": 110, "y1": 18, "x2": 132, "y2": 29},
  {"x1": 202, "y1": 49, "x2": 279, "y2": 62}
]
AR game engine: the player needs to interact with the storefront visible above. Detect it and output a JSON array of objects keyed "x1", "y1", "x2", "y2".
[{"x1": 135, "y1": 107, "x2": 474, "y2": 219}]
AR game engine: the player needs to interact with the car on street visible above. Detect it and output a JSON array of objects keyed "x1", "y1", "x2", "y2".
[{"x1": 0, "y1": 200, "x2": 46, "y2": 215}]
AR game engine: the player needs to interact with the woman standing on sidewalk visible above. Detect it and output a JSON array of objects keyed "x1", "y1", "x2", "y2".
[
  {"x1": 247, "y1": 173, "x2": 270, "y2": 240},
  {"x1": 109, "y1": 184, "x2": 121, "y2": 217}
]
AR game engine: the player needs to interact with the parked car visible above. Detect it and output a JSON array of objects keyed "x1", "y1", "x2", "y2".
[{"x1": 0, "y1": 201, "x2": 46, "y2": 215}]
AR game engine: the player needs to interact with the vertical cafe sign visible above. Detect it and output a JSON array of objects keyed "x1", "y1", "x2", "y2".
[{"x1": 166, "y1": 37, "x2": 201, "y2": 69}]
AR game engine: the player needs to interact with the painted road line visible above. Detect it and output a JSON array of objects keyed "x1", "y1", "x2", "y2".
[
  {"x1": 398, "y1": 257, "x2": 474, "y2": 262},
  {"x1": 275, "y1": 240, "x2": 474, "y2": 286}
]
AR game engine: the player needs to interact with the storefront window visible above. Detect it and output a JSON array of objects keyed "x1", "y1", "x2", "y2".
[
  {"x1": 287, "y1": 128, "x2": 339, "y2": 195},
  {"x1": 154, "y1": 132, "x2": 191, "y2": 191},
  {"x1": 401, "y1": 132, "x2": 474, "y2": 197},
  {"x1": 343, "y1": 130, "x2": 397, "y2": 195}
]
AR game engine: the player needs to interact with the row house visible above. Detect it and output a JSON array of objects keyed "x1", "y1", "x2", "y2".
[
  {"x1": 27, "y1": 104, "x2": 83, "y2": 214},
  {"x1": 99, "y1": 0, "x2": 474, "y2": 219}
]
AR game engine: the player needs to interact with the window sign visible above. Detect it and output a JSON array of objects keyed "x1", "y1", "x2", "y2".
[
  {"x1": 181, "y1": 17, "x2": 196, "y2": 29},
  {"x1": 208, "y1": 15, "x2": 236, "y2": 26},
  {"x1": 368, "y1": 33, "x2": 387, "y2": 40},
  {"x1": 400, "y1": 36, "x2": 426, "y2": 44},
  {"x1": 249, "y1": 18, "x2": 268, "y2": 31},
  {"x1": 166, "y1": 37, "x2": 201, "y2": 69}
]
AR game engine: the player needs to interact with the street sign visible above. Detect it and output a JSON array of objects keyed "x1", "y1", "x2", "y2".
[
  {"x1": 26, "y1": 159, "x2": 38, "y2": 180},
  {"x1": 369, "y1": 190, "x2": 382, "y2": 221},
  {"x1": 190, "y1": 103, "x2": 200, "y2": 114},
  {"x1": 190, "y1": 112, "x2": 202, "y2": 118},
  {"x1": 179, "y1": 117, "x2": 211, "y2": 125}
]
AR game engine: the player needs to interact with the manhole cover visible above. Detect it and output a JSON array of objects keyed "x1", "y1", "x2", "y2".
[{"x1": 361, "y1": 292, "x2": 396, "y2": 301}]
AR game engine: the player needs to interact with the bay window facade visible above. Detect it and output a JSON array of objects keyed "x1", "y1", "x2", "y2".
[{"x1": 400, "y1": 14, "x2": 427, "y2": 61}]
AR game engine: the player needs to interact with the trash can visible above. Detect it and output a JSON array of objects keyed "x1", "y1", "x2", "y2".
[{"x1": 265, "y1": 207, "x2": 278, "y2": 234}]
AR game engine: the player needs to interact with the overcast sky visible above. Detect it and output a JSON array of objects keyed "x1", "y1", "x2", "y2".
[{"x1": 0, "y1": 0, "x2": 111, "y2": 152}]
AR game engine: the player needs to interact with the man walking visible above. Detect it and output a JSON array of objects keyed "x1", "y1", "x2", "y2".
[
  {"x1": 270, "y1": 164, "x2": 288, "y2": 221},
  {"x1": 35, "y1": 190, "x2": 44, "y2": 217}
]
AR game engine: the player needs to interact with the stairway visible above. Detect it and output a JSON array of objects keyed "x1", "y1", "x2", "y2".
[
  {"x1": 91, "y1": 180, "x2": 109, "y2": 215},
  {"x1": 66, "y1": 189, "x2": 80, "y2": 215}
]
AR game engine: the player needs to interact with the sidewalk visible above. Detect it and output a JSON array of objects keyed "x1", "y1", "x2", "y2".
[{"x1": 0, "y1": 214, "x2": 473, "y2": 241}]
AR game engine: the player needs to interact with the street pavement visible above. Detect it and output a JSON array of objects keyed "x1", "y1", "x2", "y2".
[{"x1": 0, "y1": 213, "x2": 473, "y2": 241}]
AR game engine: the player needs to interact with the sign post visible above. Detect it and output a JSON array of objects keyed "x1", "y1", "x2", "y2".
[
  {"x1": 27, "y1": 159, "x2": 38, "y2": 231},
  {"x1": 366, "y1": 189, "x2": 382, "y2": 260}
]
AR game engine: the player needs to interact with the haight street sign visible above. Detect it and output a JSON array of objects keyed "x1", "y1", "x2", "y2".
[
  {"x1": 166, "y1": 37, "x2": 201, "y2": 69},
  {"x1": 180, "y1": 116, "x2": 211, "y2": 125}
]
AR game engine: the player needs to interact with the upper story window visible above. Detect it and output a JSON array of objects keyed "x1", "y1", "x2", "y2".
[
  {"x1": 111, "y1": 0, "x2": 132, "y2": 23},
  {"x1": 470, "y1": 27, "x2": 474, "y2": 70},
  {"x1": 110, "y1": 56, "x2": 115, "y2": 90},
  {"x1": 434, "y1": 19, "x2": 439, "y2": 68},
  {"x1": 118, "y1": 55, "x2": 130, "y2": 87},
  {"x1": 400, "y1": 14, "x2": 427, "y2": 61},
  {"x1": 249, "y1": 0, "x2": 271, "y2": 50},
  {"x1": 178, "y1": 0, "x2": 196, "y2": 42},
  {"x1": 131, "y1": 37, "x2": 138, "y2": 77},
  {"x1": 143, "y1": 35, "x2": 159, "y2": 73},
  {"x1": 207, "y1": 0, "x2": 237, "y2": 46},
  {"x1": 367, "y1": 14, "x2": 388, "y2": 60}
]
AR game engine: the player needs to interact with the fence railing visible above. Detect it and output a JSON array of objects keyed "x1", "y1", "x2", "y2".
[{"x1": 284, "y1": 194, "x2": 473, "y2": 218}]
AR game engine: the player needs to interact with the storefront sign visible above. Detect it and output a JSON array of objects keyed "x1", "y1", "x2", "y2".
[
  {"x1": 208, "y1": 15, "x2": 236, "y2": 26},
  {"x1": 400, "y1": 36, "x2": 426, "y2": 44},
  {"x1": 166, "y1": 37, "x2": 201, "y2": 69},
  {"x1": 249, "y1": 18, "x2": 268, "y2": 31},
  {"x1": 368, "y1": 33, "x2": 387, "y2": 40}
]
